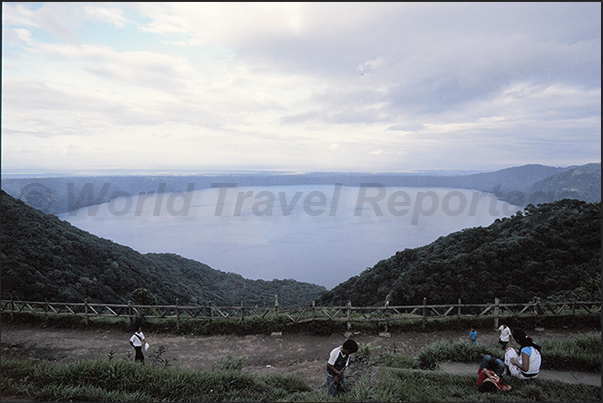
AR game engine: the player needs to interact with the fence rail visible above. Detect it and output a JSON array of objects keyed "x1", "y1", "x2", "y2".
[{"x1": 2, "y1": 298, "x2": 600, "y2": 330}]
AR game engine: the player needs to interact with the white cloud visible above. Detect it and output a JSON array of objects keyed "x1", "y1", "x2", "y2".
[
  {"x1": 83, "y1": 5, "x2": 133, "y2": 28},
  {"x1": 1, "y1": 2, "x2": 600, "y2": 173},
  {"x1": 357, "y1": 57, "x2": 388, "y2": 74}
]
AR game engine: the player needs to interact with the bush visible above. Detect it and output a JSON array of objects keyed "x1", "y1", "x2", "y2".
[{"x1": 211, "y1": 354, "x2": 247, "y2": 371}]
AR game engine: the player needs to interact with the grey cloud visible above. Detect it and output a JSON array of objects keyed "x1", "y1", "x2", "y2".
[
  {"x1": 280, "y1": 86, "x2": 391, "y2": 125},
  {"x1": 2, "y1": 78, "x2": 226, "y2": 132},
  {"x1": 236, "y1": 3, "x2": 600, "y2": 136},
  {"x1": 281, "y1": 107, "x2": 391, "y2": 126},
  {"x1": 241, "y1": 3, "x2": 600, "y2": 109},
  {"x1": 82, "y1": 59, "x2": 190, "y2": 94},
  {"x1": 387, "y1": 123, "x2": 425, "y2": 132}
]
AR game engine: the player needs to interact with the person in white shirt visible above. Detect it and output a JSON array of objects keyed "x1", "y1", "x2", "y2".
[
  {"x1": 504, "y1": 328, "x2": 542, "y2": 379},
  {"x1": 326, "y1": 339, "x2": 358, "y2": 396},
  {"x1": 498, "y1": 324, "x2": 512, "y2": 350},
  {"x1": 129, "y1": 327, "x2": 147, "y2": 364}
]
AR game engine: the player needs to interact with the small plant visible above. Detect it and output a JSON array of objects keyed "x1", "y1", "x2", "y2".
[
  {"x1": 212, "y1": 354, "x2": 247, "y2": 371},
  {"x1": 107, "y1": 350, "x2": 114, "y2": 361},
  {"x1": 355, "y1": 342, "x2": 381, "y2": 365},
  {"x1": 149, "y1": 345, "x2": 172, "y2": 367}
]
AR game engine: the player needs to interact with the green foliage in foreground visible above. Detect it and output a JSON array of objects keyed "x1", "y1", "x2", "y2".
[
  {"x1": 3, "y1": 332, "x2": 601, "y2": 402},
  {"x1": 329, "y1": 368, "x2": 601, "y2": 402},
  {"x1": 414, "y1": 332, "x2": 601, "y2": 373},
  {"x1": 3, "y1": 356, "x2": 600, "y2": 402},
  {"x1": 1, "y1": 359, "x2": 311, "y2": 402},
  {"x1": 538, "y1": 332, "x2": 602, "y2": 373}
]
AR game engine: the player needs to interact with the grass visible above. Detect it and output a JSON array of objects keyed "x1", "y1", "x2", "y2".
[
  {"x1": 538, "y1": 332, "x2": 602, "y2": 372},
  {"x1": 414, "y1": 332, "x2": 601, "y2": 373},
  {"x1": 2, "y1": 358, "x2": 600, "y2": 402},
  {"x1": 1, "y1": 358, "x2": 312, "y2": 402},
  {"x1": 333, "y1": 368, "x2": 601, "y2": 402},
  {"x1": 2, "y1": 332, "x2": 600, "y2": 402}
]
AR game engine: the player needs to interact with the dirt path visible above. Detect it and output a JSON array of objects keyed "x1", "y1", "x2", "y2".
[{"x1": 0, "y1": 324, "x2": 585, "y2": 390}]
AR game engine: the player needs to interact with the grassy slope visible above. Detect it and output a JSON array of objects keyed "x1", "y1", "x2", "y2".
[{"x1": 2, "y1": 332, "x2": 600, "y2": 402}]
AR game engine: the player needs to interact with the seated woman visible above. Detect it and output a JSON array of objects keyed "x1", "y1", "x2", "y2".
[
  {"x1": 504, "y1": 328, "x2": 542, "y2": 379},
  {"x1": 477, "y1": 355, "x2": 512, "y2": 392}
]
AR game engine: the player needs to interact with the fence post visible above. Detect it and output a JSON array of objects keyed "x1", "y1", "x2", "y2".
[
  {"x1": 44, "y1": 299, "x2": 48, "y2": 325},
  {"x1": 128, "y1": 300, "x2": 133, "y2": 327},
  {"x1": 572, "y1": 299, "x2": 577, "y2": 327},
  {"x1": 572, "y1": 299, "x2": 576, "y2": 316},
  {"x1": 384, "y1": 297, "x2": 390, "y2": 333},
  {"x1": 312, "y1": 301, "x2": 316, "y2": 322},
  {"x1": 457, "y1": 298, "x2": 462, "y2": 317},
  {"x1": 241, "y1": 302, "x2": 245, "y2": 325},
  {"x1": 274, "y1": 294, "x2": 279, "y2": 322},
  {"x1": 208, "y1": 301, "x2": 213, "y2": 326},
  {"x1": 422, "y1": 297, "x2": 427, "y2": 329},
  {"x1": 494, "y1": 298, "x2": 500, "y2": 329},
  {"x1": 176, "y1": 299, "x2": 180, "y2": 330},
  {"x1": 84, "y1": 299, "x2": 89, "y2": 326},
  {"x1": 346, "y1": 301, "x2": 352, "y2": 331},
  {"x1": 10, "y1": 297, "x2": 14, "y2": 321}
]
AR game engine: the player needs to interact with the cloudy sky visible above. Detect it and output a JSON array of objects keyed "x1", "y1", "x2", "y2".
[{"x1": 2, "y1": 2, "x2": 601, "y2": 174}]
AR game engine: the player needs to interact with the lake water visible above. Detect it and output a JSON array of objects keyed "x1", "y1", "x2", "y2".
[{"x1": 59, "y1": 185, "x2": 521, "y2": 289}]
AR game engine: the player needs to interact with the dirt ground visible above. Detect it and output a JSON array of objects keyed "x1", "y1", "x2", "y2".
[{"x1": 1, "y1": 323, "x2": 581, "y2": 391}]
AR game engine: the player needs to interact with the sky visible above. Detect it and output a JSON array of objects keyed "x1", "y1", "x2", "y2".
[{"x1": 2, "y1": 2, "x2": 601, "y2": 174}]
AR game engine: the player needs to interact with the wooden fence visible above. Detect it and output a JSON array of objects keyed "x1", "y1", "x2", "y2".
[{"x1": 2, "y1": 298, "x2": 600, "y2": 331}]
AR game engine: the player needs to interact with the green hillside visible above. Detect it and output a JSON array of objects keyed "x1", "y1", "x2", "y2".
[
  {"x1": 0, "y1": 191, "x2": 327, "y2": 306},
  {"x1": 318, "y1": 199, "x2": 601, "y2": 306}
]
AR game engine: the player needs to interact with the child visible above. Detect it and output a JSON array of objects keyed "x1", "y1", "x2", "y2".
[
  {"x1": 498, "y1": 323, "x2": 512, "y2": 350},
  {"x1": 504, "y1": 328, "x2": 542, "y2": 379},
  {"x1": 129, "y1": 327, "x2": 148, "y2": 364},
  {"x1": 326, "y1": 339, "x2": 358, "y2": 396},
  {"x1": 476, "y1": 354, "x2": 512, "y2": 392},
  {"x1": 469, "y1": 328, "x2": 478, "y2": 346},
  {"x1": 477, "y1": 367, "x2": 512, "y2": 392}
]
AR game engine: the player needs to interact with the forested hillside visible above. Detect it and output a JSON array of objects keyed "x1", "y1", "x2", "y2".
[
  {"x1": 530, "y1": 163, "x2": 601, "y2": 203},
  {"x1": 0, "y1": 191, "x2": 327, "y2": 306},
  {"x1": 318, "y1": 199, "x2": 601, "y2": 306}
]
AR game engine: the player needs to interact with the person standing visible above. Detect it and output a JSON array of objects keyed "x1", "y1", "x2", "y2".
[
  {"x1": 498, "y1": 323, "x2": 512, "y2": 350},
  {"x1": 326, "y1": 339, "x2": 358, "y2": 396},
  {"x1": 129, "y1": 327, "x2": 148, "y2": 364},
  {"x1": 469, "y1": 328, "x2": 478, "y2": 346}
]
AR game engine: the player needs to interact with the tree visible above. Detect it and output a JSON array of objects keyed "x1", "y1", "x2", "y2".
[{"x1": 131, "y1": 288, "x2": 157, "y2": 306}]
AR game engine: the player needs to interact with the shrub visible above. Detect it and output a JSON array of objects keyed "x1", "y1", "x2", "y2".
[{"x1": 211, "y1": 354, "x2": 247, "y2": 371}]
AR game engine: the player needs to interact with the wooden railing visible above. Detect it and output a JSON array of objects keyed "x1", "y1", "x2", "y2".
[{"x1": 2, "y1": 298, "x2": 600, "y2": 330}]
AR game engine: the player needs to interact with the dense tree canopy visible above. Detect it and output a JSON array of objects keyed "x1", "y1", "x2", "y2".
[
  {"x1": 317, "y1": 199, "x2": 601, "y2": 306},
  {"x1": 1, "y1": 191, "x2": 326, "y2": 306}
]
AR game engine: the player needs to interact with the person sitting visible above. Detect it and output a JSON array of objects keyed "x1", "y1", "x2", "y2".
[
  {"x1": 504, "y1": 328, "x2": 542, "y2": 379},
  {"x1": 476, "y1": 354, "x2": 512, "y2": 392}
]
